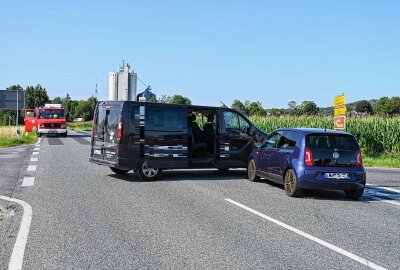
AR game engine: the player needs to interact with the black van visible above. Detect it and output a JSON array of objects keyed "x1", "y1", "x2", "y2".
[{"x1": 89, "y1": 101, "x2": 266, "y2": 180}]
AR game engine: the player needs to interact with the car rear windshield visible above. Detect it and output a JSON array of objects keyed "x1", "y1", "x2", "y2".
[{"x1": 306, "y1": 133, "x2": 360, "y2": 167}]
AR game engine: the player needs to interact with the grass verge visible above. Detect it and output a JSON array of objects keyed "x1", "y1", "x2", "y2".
[
  {"x1": 0, "y1": 126, "x2": 37, "y2": 148},
  {"x1": 364, "y1": 153, "x2": 400, "y2": 168},
  {"x1": 68, "y1": 121, "x2": 92, "y2": 131}
]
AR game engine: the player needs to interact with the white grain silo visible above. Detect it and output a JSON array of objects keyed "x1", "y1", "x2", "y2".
[
  {"x1": 117, "y1": 65, "x2": 129, "y2": 101},
  {"x1": 108, "y1": 72, "x2": 118, "y2": 100},
  {"x1": 128, "y1": 71, "x2": 137, "y2": 101}
]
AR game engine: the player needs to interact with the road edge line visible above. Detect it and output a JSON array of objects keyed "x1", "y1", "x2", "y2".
[
  {"x1": 0, "y1": 196, "x2": 32, "y2": 270},
  {"x1": 225, "y1": 198, "x2": 388, "y2": 270}
]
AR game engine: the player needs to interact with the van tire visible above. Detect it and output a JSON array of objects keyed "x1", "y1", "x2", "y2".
[
  {"x1": 345, "y1": 188, "x2": 364, "y2": 200},
  {"x1": 110, "y1": 167, "x2": 129, "y2": 174},
  {"x1": 247, "y1": 159, "x2": 260, "y2": 182},
  {"x1": 136, "y1": 161, "x2": 161, "y2": 181},
  {"x1": 284, "y1": 169, "x2": 302, "y2": 197}
]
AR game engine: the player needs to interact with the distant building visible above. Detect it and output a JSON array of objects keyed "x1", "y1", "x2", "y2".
[
  {"x1": 137, "y1": 86, "x2": 156, "y2": 102},
  {"x1": 108, "y1": 62, "x2": 137, "y2": 101}
]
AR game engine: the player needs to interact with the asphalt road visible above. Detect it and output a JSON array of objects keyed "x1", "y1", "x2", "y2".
[{"x1": 0, "y1": 130, "x2": 399, "y2": 270}]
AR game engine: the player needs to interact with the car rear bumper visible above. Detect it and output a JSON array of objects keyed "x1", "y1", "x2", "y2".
[
  {"x1": 297, "y1": 168, "x2": 366, "y2": 191},
  {"x1": 38, "y1": 128, "x2": 67, "y2": 134}
]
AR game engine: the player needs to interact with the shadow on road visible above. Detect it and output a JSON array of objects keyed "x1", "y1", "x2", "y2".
[
  {"x1": 108, "y1": 169, "x2": 246, "y2": 182},
  {"x1": 67, "y1": 134, "x2": 90, "y2": 138}
]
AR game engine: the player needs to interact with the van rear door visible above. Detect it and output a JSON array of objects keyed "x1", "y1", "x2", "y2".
[{"x1": 92, "y1": 102, "x2": 122, "y2": 163}]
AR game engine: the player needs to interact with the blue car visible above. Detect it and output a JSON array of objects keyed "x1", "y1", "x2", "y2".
[{"x1": 247, "y1": 128, "x2": 366, "y2": 199}]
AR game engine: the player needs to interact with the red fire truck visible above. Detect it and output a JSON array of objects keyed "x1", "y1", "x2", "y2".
[{"x1": 24, "y1": 104, "x2": 67, "y2": 137}]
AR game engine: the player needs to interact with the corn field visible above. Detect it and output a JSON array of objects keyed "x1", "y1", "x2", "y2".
[{"x1": 250, "y1": 116, "x2": 400, "y2": 155}]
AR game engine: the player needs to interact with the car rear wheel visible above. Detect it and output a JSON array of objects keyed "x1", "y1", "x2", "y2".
[
  {"x1": 345, "y1": 188, "x2": 364, "y2": 200},
  {"x1": 136, "y1": 161, "x2": 162, "y2": 181},
  {"x1": 247, "y1": 159, "x2": 260, "y2": 182},
  {"x1": 110, "y1": 167, "x2": 129, "y2": 174},
  {"x1": 284, "y1": 169, "x2": 302, "y2": 197}
]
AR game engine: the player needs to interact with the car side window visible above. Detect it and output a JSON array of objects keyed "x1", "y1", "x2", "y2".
[
  {"x1": 277, "y1": 131, "x2": 299, "y2": 150},
  {"x1": 266, "y1": 132, "x2": 281, "y2": 149},
  {"x1": 223, "y1": 111, "x2": 240, "y2": 131}
]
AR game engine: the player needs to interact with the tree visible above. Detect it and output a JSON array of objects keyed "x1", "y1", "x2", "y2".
[
  {"x1": 24, "y1": 84, "x2": 49, "y2": 109},
  {"x1": 300, "y1": 101, "x2": 319, "y2": 115},
  {"x1": 247, "y1": 101, "x2": 265, "y2": 117},
  {"x1": 158, "y1": 95, "x2": 171, "y2": 103},
  {"x1": 52, "y1": 97, "x2": 63, "y2": 104},
  {"x1": 169, "y1": 95, "x2": 192, "y2": 105},
  {"x1": 374, "y1": 96, "x2": 400, "y2": 116},
  {"x1": 269, "y1": 108, "x2": 282, "y2": 117},
  {"x1": 231, "y1": 99, "x2": 246, "y2": 114},
  {"x1": 149, "y1": 96, "x2": 158, "y2": 103},
  {"x1": 355, "y1": 100, "x2": 372, "y2": 114},
  {"x1": 288, "y1": 101, "x2": 301, "y2": 116}
]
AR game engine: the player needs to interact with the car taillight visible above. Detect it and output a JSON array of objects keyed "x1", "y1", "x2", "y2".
[
  {"x1": 305, "y1": 147, "x2": 313, "y2": 166},
  {"x1": 356, "y1": 150, "x2": 362, "y2": 167},
  {"x1": 117, "y1": 115, "x2": 123, "y2": 139}
]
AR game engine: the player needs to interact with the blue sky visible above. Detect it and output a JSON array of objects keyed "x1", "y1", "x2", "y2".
[{"x1": 1, "y1": 0, "x2": 399, "y2": 108}]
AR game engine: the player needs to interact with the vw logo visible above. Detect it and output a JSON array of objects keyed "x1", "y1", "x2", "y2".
[{"x1": 333, "y1": 152, "x2": 339, "y2": 159}]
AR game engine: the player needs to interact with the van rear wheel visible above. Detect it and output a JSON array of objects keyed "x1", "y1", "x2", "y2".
[
  {"x1": 136, "y1": 161, "x2": 161, "y2": 181},
  {"x1": 110, "y1": 167, "x2": 129, "y2": 175}
]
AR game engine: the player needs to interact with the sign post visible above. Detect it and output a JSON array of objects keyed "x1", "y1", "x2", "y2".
[{"x1": 334, "y1": 93, "x2": 346, "y2": 130}]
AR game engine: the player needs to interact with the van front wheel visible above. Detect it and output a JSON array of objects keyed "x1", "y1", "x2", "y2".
[{"x1": 136, "y1": 161, "x2": 161, "y2": 181}]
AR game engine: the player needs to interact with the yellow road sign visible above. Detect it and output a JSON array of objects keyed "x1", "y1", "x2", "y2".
[
  {"x1": 334, "y1": 106, "x2": 347, "y2": 116},
  {"x1": 334, "y1": 94, "x2": 345, "y2": 107}
]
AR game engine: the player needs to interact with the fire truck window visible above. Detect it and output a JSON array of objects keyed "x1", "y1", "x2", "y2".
[{"x1": 39, "y1": 110, "x2": 65, "y2": 119}]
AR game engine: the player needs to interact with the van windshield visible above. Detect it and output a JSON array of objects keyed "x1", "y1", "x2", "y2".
[{"x1": 306, "y1": 134, "x2": 360, "y2": 167}]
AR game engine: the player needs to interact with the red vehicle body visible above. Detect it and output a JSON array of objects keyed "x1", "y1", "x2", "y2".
[{"x1": 24, "y1": 104, "x2": 67, "y2": 137}]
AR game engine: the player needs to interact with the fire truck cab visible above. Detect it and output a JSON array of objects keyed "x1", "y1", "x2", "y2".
[{"x1": 24, "y1": 104, "x2": 67, "y2": 137}]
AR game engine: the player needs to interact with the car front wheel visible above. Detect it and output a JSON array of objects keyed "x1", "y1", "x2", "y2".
[
  {"x1": 284, "y1": 169, "x2": 302, "y2": 197},
  {"x1": 247, "y1": 159, "x2": 260, "y2": 182},
  {"x1": 136, "y1": 161, "x2": 162, "y2": 181}
]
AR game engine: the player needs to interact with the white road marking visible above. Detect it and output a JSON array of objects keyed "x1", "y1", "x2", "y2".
[
  {"x1": 225, "y1": 199, "x2": 388, "y2": 270},
  {"x1": 366, "y1": 184, "x2": 400, "y2": 194},
  {"x1": 0, "y1": 196, "x2": 32, "y2": 270},
  {"x1": 21, "y1": 177, "x2": 35, "y2": 187},
  {"x1": 34, "y1": 144, "x2": 40, "y2": 147},
  {"x1": 27, "y1": 165, "x2": 36, "y2": 172},
  {"x1": 30, "y1": 158, "x2": 38, "y2": 162},
  {"x1": 33, "y1": 148, "x2": 39, "y2": 151},
  {"x1": 32, "y1": 152, "x2": 39, "y2": 156},
  {"x1": 380, "y1": 200, "x2": 400, "y2": 206}
]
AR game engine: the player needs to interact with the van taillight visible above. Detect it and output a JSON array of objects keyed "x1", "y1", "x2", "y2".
[
  {"x1": 305, "y1": 147, "x2": 313, "y2": 166},
  {"x1": 117, "y1": 115, "x2": 123, "y2": 138},
  {"x1": 356, "y1": 150, "x2": 362, "y2": 167}
]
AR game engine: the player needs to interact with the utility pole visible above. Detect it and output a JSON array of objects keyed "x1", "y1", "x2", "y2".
[{"x1": 16, "y1": 88, "x2": 20, "y2": 140}]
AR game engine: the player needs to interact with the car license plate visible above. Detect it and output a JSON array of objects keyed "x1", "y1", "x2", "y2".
[
  {"x1": 94, "y1": 149, "x2": 102, "y2": 155},
  {"x1": 48, "y1": 130, "x2": 57, "y2": 133},
  {"x1": 324, "y1": 173, "x2": 350, "y2": 180}
]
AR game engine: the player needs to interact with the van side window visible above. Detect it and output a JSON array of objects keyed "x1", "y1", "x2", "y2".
[
  {"x1": 223, "y1": 112, "x2": 240, "y2": 131},
  {"x1": 277, "y1": 131, "x2": 299, "y2": 150},
  {"x1": 147, "y1": 107, "x2": 185, "y2": 130},
  {"x1": 223, "y1": 111, "x2": 250, "y2": 133}
]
